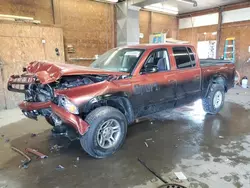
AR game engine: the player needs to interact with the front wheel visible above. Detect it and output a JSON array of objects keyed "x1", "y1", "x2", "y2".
[
  {"x1": 80, "y1": 106, "x2": 127, "y2": 158},
  {"x1": 202, "y1": 84, "x2": 225, "y2": 114}
]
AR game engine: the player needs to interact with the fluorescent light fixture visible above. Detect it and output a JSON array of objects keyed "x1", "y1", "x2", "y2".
[
  {"x1": 144, "y1": 3, "x2": 178, "y2": 15},
  {"x1": 177, "y1": 0, "x2": 197, "y2": 7},
  {"x1": 212, "y1": 32, "x2": 217, "y2": 35},
  {"x1": 106, "y1": 0, "x2": 118, "y2": 2},
  {"x1": 95, "y1": 0, "x2": 118, "y2": 3}
]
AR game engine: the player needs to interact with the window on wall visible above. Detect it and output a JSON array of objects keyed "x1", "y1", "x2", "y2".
[{"x1": 173, "y1": 47, "x2": 193, "y2": 69}]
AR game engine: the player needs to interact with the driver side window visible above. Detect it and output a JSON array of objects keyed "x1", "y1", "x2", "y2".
[{"x1": 141, "y1": 49, "x2": 170, "y2": 73}]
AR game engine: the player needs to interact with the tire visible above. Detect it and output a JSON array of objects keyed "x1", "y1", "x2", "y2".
[
  {"x1": 80, "y1": 106, "x2": 127, "y2": 158},
  {"x1": 202, "y1": 84, "x2": 225, "y2": 115}
]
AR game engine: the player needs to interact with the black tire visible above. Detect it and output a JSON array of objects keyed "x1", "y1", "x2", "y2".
[
  {"x1": 202, "y1": 84, "x2": 225, "y2": 114},
  {"x1": 80, "y1": 106, "x2": 127, "y2": 158}
]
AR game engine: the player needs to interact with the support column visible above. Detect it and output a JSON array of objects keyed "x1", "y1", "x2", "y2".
[
  {"x1": 116, "y1": 2, "x2": 140, "y2": 46},
  {"x1": 216, "y1": 7, "x2": 223, "y2": 58}
]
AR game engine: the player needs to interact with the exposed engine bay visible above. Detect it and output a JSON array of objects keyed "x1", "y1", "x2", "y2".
[{"x1": 24, "y1": 75, "x2": 107, "y2": 103}]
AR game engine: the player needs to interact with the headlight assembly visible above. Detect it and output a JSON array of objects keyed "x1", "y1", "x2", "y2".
[{"x1": 59, "y1": 96, "x2": 79, "y2": 114}]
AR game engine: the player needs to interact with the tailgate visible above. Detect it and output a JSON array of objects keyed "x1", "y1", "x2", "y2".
[{"x1": 7, "y1": 74, "x2": 36, "y2": 93}]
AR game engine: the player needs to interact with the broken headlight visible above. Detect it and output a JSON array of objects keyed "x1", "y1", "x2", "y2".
[{"x1": 59, "y1": 96, "x2": 79, "y2": 115}]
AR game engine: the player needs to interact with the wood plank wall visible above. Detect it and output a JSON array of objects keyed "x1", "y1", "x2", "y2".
[
  {"x1": 139, "y1": 10, "x2": 178, "y2": 44},
  {"x1": 0, "y1": 23, "x2": 64, "y2": 109},
  {"x1": 178, "y1": 2, "x2": 250, "y2": 79}
]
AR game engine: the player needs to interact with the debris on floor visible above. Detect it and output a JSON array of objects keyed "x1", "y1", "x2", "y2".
[
  {"x1": 219, "y1": 136, "x2": 224, "y2": 139},
  {"x1": 11, "y1": 146, "x2": 31, "y2": 169},
  {"x1": 144, "y1": 142, "x2": 148, "y2": 147},
  {"x1": 76, "y1": 157, "x2": 80, "y2": 161},
  {"x1": 174, "y1": 172, "x2": 187, "y2": 180},
  {"x1": 56, "y1": 165, "x2": 65, "y2": 171},
  {"x1": 146, "y1": 138, "x2": 152, "y2": 141},
  {"x1": 25, "y1": 148, "x2": 48, "y2": 159},
  {"x1": 31, "y1": 133, "x2": 37, "y2": 137},
  {"x1": 50, "y1": 144, "x2": 64, "y2": 152},
  {"x1": 4, "y1": 138, "x2": 10, "y2": 143}
]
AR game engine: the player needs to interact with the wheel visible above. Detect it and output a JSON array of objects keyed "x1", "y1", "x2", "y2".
[
  {"x1": 80, "y1": 106, "x2": 127, "y2": 158},
  {"x1": 202, "y1": 84, "x2": 225, "y2": 114}
]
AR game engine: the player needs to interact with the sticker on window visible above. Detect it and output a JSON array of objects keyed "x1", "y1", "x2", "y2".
[{"x1": 125, "y1": 51, "x2": 141, "y2": 57}]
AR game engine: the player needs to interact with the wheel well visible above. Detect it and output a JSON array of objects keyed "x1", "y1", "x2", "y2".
[
  {"x1": 83, "y1": 96, "x2": 135, "y2": 124},
  {"x1": 213, "y1": 76, "x2": 227, "y2": 92}
]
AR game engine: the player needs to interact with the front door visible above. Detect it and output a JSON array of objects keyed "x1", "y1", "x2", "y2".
[{"x1": 130, "y1": 49, "x2": 177, "y2": 117}]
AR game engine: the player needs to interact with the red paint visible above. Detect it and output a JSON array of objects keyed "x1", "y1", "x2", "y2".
[
  {"x1": 51, "y1": 104, "x2": 89, "y2": 135},
  {"x1": 19, "y1": 101, "x2": 51, "y2": 111}
]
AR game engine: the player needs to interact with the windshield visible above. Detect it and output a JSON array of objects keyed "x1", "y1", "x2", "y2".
[{"x1": 90, "y1": 48, "x2": 144, "y2": 73}]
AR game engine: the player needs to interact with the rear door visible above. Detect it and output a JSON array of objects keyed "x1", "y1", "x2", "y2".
[
  {"x1": 130, "y1": 49, "x2": 177, "y2": 116},
  {"x1": 171, "y1": 46, "x2": 201, "y2": 106}
]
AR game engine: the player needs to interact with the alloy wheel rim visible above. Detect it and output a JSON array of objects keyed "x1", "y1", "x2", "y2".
[
  {"x1": 97, "y1": 119, "x2": 121, "y2": 149},
  {"x1": 213, "y1": 91, "x2": 223, "y2": 109}
]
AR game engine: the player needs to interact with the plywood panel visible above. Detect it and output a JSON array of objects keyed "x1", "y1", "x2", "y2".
[
  {"x1": 0, "y1": 0, "x2": 53, "y2": 25},
  {"x1": 60, "y1": 0, "x2": 115, "y2": 66},
  {"x1": 0, "y1": 23, "x2": 64, "y2": 109},
  {"x1": 139, "y1": 10, "x2": 178, "y2": 44},
  {"x1": 151, "y1": 12, "x2": 178, "y2": 39},
  {"x1": 178, "y1": 25, "x2": 217, "y2": 49}
]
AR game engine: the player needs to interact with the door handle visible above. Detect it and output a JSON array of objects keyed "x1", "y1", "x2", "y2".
[
  {"x1": 195, "y1": 76, "x2": 200, "y2": 80},
  {"x1": 169, "y1": 80, "x2": 176, "y2": 84}
]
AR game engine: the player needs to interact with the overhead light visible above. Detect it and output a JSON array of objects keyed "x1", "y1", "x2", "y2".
[
  {"x1": 177, "y1": 0, "x2": 198, "y2": 7},
  {"x1": 95, "y1": 0, "x2": 118, "y2": 3},
  {"x1": 105, "y1": 0, "x2": 118, "y2": 2},
  {"x1": 212, "y1": 32, "x2": 217, "y2": 35},
  {"x1": 144, "y1": 4, "x2": 178, "y2": 15}
]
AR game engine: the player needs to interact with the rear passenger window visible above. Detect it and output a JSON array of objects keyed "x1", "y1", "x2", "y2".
[
  {"x1": 187, "y1": 47, "x2": 196, "y2": 67},
  {"x1": 173, "y1": 47, "x2": 192, "y2": 69}
]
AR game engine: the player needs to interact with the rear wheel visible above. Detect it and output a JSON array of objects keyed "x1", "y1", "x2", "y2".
[
  {"x1": 80, "y1": 106, "x2": 127, "y2": 158},
  {"x1": 202, "y1": 84, "x2": 225, "y2": 114}
]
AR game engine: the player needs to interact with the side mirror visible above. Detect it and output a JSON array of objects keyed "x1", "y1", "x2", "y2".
[{"x1": 141, "y1": 64, "x2": 158, "y2": 74}]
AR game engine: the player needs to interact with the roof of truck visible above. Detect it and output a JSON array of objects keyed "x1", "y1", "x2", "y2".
[{"x1": 124, "y1": 43, "x2": 193, "y2": 49}]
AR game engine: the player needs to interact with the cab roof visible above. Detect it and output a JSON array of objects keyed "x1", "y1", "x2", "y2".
[{"x1": 123, "y1": 43, "x2": 193, "y2": 50}]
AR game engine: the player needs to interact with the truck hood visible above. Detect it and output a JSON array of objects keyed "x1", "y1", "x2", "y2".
[{"x1": 26, "y1": 61, "x2": 128, "y2": 84}]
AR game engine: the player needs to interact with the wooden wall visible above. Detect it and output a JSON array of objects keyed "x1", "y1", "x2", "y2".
[
  {"x1": 0, "y1": 23, "x2": 64, "y2": 109},
  {"x1": 139, "y1": 10, "x2": 178, "y2": 44},
  {"x1": 178, "y1": 2, "x2": 250, "y2": 79},
  {"x1": 219, "y1": 21, "x2": 250, "y2": 77},
  {"x1": 178, "y1": 22, "x2": 250, "y2": 78},
  {"x1": 178, "y1": 25, "x2": 218, "y2": 48},
  {"x1": 0, "y1": 0, "x2": 54, "y2": 25},
  {"x1": 59, "y1": 0, "x2": 115, "y2": 66}
]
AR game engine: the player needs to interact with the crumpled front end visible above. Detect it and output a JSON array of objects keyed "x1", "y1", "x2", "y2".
[{"x1": 18, "y1": 100, "x2": 89, "y2": 136}]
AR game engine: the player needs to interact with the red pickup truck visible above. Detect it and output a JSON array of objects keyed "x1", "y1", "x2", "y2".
[{"x1": 8, "y1": 44, "x2": 235, "y2": 158}]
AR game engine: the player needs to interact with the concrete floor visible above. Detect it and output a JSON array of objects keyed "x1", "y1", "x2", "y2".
[{"x1": 0, "y1": 87, "x2": 250, "y2": 188}]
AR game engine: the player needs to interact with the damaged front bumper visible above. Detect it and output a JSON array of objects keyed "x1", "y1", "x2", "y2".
[{"x1": 19, "y1": 101, "x2": 89, "y2": 135}]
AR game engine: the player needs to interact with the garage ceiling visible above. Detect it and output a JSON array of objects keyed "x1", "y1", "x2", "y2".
[{"x1": 135, "y1": 0, "x2": 247, "y2": 14}]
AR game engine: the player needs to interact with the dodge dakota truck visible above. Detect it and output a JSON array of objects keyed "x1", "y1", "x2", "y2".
[{"x1": 8, "y1": 44, "x2": 235, "y2": 158}]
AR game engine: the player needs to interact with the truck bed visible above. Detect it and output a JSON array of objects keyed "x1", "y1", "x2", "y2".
[{"x1": 200, "y1": 59, "x2": 233, "y2": 67}]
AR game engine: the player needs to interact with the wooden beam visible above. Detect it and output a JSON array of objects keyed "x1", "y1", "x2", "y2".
[
  {"x1": 216, "y1": 7, "x2": 223, "y2": 58},
  {"x1": 52, "y1": 0, "x2": 61, "y2": 25}
]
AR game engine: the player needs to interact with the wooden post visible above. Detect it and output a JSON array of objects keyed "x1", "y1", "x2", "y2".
[
  {"x1": 216, "y1": 7, "x2": 223, "y2": 59},
  {"x1": 51, "y1": 0, "x2": 61, "y2": 25}
]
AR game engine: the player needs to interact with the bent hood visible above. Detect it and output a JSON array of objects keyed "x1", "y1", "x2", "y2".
[{"x1": 26, "y1": 61, "x2": 128, "y2": 84}]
